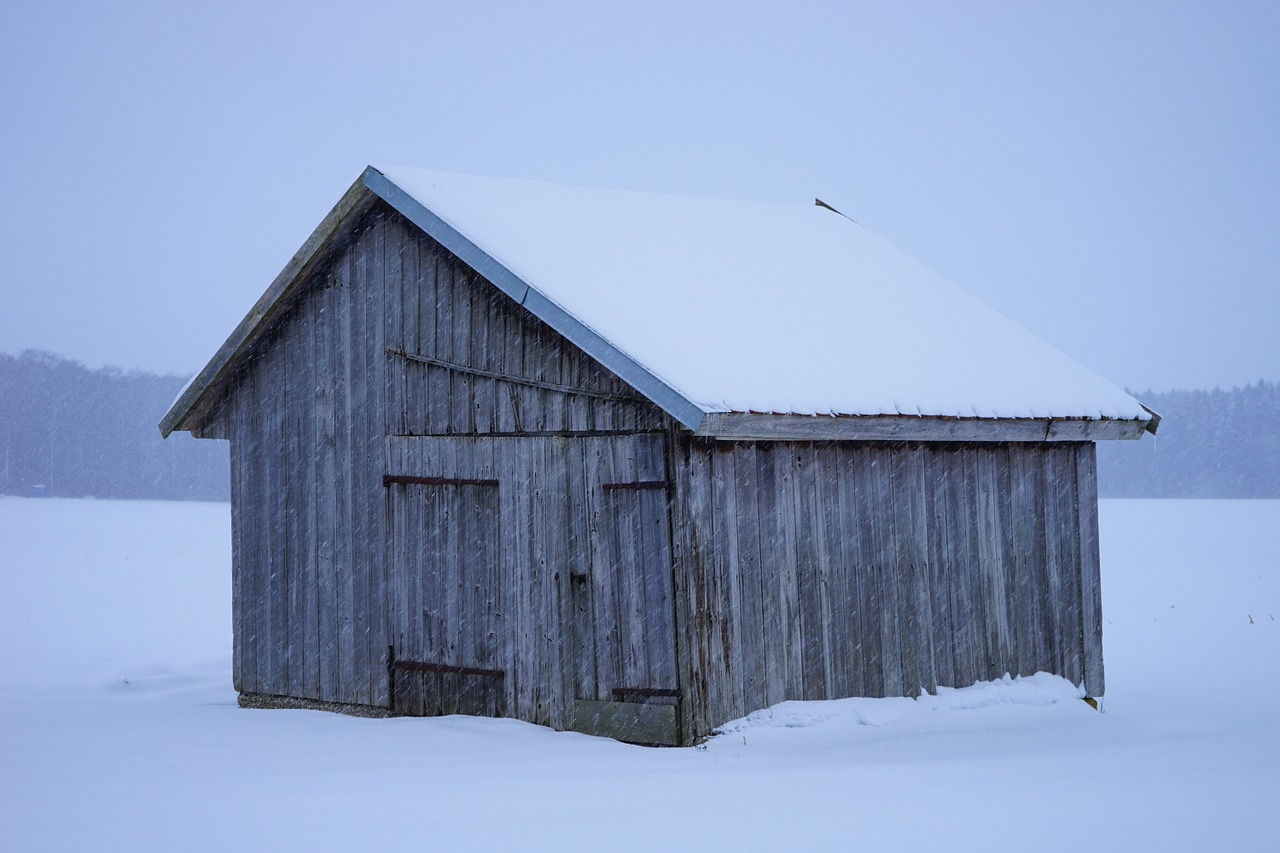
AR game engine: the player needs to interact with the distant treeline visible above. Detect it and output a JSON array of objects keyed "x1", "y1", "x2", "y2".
[
  {"x1": 1097, "y1": 380, "x2": 1279, "y2": 498},
  {"x1": 1, "y1": 350, "x2": 1276, "y2": 501},
  {"x1": 0, "y1": 350, "x2": 228, "y2": 501}
]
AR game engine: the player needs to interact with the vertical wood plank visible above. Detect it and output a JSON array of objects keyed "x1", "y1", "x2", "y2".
[
  {"x1": 868, "y1": 446, "x2": 902, "y2": 696},
  {"x1": 337, "y1": 247, "x2": 358, "y2": 703},
  {"x1": 450, "y1": 266, "x2": 474, "y2": 434},
  {"x1": 365, "y1": 213, "x2": 388, "y2": 706},
  {"x1": 1077, "y1": 442, "x2": 1104, "y2": 696},
  {"x1": 283, "y1": 306, "x2": 303, "y2": 700},
  {"x1": 834, "y1": 445, "x2": 872, "y2": 697},
  {"x1": 792, "y1": 446, "x2": 826, "y2": 698},
  {"x1": 894, "y1": 446, "x2": 934, "y2": 695},
  {"x1": 681, "y1": 440, "x2": 714, "y2": 734},
  {"x1": 228, "y1": 402, "x2": 246, "y2": 694},
  {"x1": 812, "y1": 445, "x2": 843, "y2": 698},
  {"x1": 352, "y1": 237, "x2": 375, "y2": 702},
  {"x1": 711, "y1": 444, "x2": 745, "y2": 719},
  {"x1": 730, "y1": 442, "x2": 766, "y2": 718},
  {"x1": 316, "y1": 274, "x2": 338, "y2": 701},
  {"x1": 923, "y1": 448, "x2": 956, "y2": 689},
  {"x1": 426, "y1": 248, "x2": 450, "y2": 434},
  {"x1": 751, "y1": 446, "x2": 783, "y2": 705}
]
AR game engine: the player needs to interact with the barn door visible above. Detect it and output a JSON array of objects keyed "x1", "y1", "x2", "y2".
[
  {"x1": 384, "y1": 434, "x2": 679, "y2": 744},
  {"x1": 567, "y1": 435, "x2": 680, "y2": 745},
  {"x1": 385, "y1": 475, "x2": 505, "y2": 717}
]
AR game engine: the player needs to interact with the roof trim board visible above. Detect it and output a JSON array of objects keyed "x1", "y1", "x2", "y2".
[{"x1": 695, "y1": 412, "x2": 1152, "y2": 442}]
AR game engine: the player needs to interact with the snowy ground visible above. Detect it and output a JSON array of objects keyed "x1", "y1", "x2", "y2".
[{"x1": 1, "y1": 498, "x2": 1276, "y2": 851}]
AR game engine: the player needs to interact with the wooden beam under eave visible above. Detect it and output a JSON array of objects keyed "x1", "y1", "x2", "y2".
[{"x1": 693, "y1": 412, "x2": 1153, "y2": 442}]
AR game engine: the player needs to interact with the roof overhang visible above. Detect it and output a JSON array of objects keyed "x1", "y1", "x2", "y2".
[
  {"x1": 694, "y1": 411, "x2": 1156, "y2": 442},
  {"x1": 161, "y1": 166, "x2": 1162, "y2": 442}
]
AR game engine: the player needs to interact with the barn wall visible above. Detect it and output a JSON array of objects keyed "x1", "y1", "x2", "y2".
[
  {"x1": 672, "y1": 439, "x2": 1099, "y2": 739},
  {"x1": 207, "y1": 200, "x2": 669, "y2": 712},
  {"x1": 215, "y1": 208, "x2": 391, "y2": 707}
]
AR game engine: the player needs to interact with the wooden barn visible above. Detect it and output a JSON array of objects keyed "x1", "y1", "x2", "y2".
[{"x1": 161, "y1": 166, "x2": 1158, "y2": 745}]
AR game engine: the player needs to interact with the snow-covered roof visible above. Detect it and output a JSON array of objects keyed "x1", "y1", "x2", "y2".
[
  {"x1": 372, "y1": 165, "x2": 1150, "y2": 425},
  {"x1": 162, "y1": 165, "x2": 1156, "y2": 440}
]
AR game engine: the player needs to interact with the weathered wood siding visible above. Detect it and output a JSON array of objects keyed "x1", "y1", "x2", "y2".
[
  {"x1": 386, "y1": 433, "x2": 678, "y2": 740},
  {"x1": 216, "y1": 207, "x2": 390, "y2": 708},
  {"x1": 203, "y1": 200, "x2": 669, "y2": 712},
  {"x1": 672, "y1": 439, "x2": 1101, "y2": 740},
  {"x1": 380, "y1": 206, "x2": 663, "y2": 437}
]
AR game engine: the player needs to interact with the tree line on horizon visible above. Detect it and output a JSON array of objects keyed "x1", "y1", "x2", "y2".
[
  {"x1": 0, "y1": 349, "x2": 1275, "y2": 501},
  {"x1": 0, "y1": 350, "x2": 228, "y2": 501},
  {"x1": 1097, "y1": 380, "x2": 1279, "y2": 499}
]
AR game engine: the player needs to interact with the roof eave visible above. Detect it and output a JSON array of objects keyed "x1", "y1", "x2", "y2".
[
  {"x1": 162, "y1": 166, "x2": 1153, "y2": 444},
  {"x1": 1140, "y1": 404, "x2": 1162, "y2": 435},
  {"x1": 694, "y1": 412, "x2": 1156, "y2": 442}
]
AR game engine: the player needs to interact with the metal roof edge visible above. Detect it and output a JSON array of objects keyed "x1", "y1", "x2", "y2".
[
  {"x1": 158, "y1": 172, "x2": 377, "y2": 437},
  {"x1": 362, "y1": 168, "x2": 531, "y2": 307},
  {"x1": 1140, "y1": 404, "x2": 1162, "y2": 435},
  {"x1": 363, "y1": 167, "x2": 706, "y2": 432}
]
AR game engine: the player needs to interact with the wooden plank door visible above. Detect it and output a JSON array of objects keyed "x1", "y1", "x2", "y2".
[
  {"x1": 385, "y1": 474, "x2": 505, "y2": 717},
  {"x1": 568, "y1": 434, "x2": 681, "y2": 745},
  {"x1": 385, "y1": 434, "x2": 680, "y2": 743}
]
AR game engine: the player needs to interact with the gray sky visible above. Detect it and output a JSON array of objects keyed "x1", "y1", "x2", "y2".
[{"x1": 2, "y1": 1, "x2": 1276, "y2": 392}]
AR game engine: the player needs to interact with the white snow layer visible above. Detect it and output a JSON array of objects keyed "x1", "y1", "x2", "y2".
[
  {"x1": 376, "y1": 165, "x2": 1149, "y2": 422},
  {"x1": 3, "y1": 497, "x2": 1278, "y2": 851},
  {"x1": 718, "y1": 672, "x2": 1085, "y2": 733}
]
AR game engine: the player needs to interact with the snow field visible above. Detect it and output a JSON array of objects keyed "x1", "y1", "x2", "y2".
[{"x1": 1, "y1": 497, "x2": 1276, "y2": 851}]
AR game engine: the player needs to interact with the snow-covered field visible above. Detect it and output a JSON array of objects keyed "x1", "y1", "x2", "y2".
[{"x1": 1, "y1": 498, "x2": 1276, "y2": 851}]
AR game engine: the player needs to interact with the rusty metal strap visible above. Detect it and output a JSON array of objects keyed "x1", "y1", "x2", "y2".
[
  {"x1": 601, "y1": 481, "x2": 668, "y2": 491},
  {"x1": 387, "y1": 347, "x2": 640, "y2": 403},
  {"x1": 393, "y1": 660, "x2": 505, "y2": 679}
]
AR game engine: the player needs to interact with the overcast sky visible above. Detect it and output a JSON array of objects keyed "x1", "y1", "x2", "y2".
[{"x1": 2, "y1": 1, "x2": 1276, "y2": 393}]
